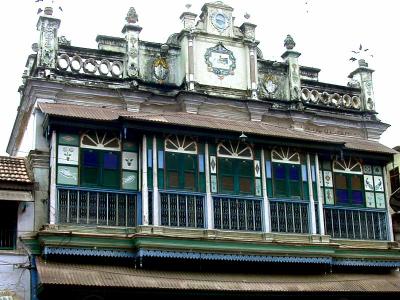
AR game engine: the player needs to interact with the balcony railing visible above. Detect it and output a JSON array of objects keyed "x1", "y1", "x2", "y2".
[
  {"x1": 324, "y1": 206, "x2": 388, "y2": 240},
  {"x1": 270, "y1": 199, "x2": 310, "y2": 234},
  {"x1": 57, "y1": 187, "x2": 137, "y2": 227},
  {"x1": 160, "y1": 191, "x2": 205, "y2": 228},
  {"x1": 213, "y1": 195, "x2": 262, "y2": 231},
  {"x1": 0, "y1": 229, "x2": 16, "y2": 249}
]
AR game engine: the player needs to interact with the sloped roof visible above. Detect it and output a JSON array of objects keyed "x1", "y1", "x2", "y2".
[
  {"x1": 36, "y1": 257, "x2": 400, "y2": 293},
  {"x1": 0, "y1": 156, "x2": 32, "y2": 183},
  {"x1": 38, "y1": 102, "x2": 396, "y2": 155}
]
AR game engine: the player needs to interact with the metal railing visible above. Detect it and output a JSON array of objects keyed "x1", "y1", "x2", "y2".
[
  {"x1": 213, "y1": 195, "x2": 262, "y2": 231},
  {"x1": 270, "y1": 199, "x2": 310, "y2": 234},
  {"x1": 0, "y1": 229, "x2": 16, "y2": 249},
  {"x1": 57, "y1": 187, "x2": 137, "y2": 227},
  {"x1": 160, "y1": 191, "x2": 205, "y2": 228},
  {"x1": 324, "y1": 206, "x2": 388, "y2": 240}
]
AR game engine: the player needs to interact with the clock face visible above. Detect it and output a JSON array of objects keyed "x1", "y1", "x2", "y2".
[{"x1": 211, "y1": 12, "x2": 230, "y2": 32}]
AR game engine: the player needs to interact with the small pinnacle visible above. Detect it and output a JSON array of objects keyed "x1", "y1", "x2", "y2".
[
  {"x1": 244, "y1": 12, "x2": 250, "y2": 20},
  {"x1": 185, "y1": 3, "x2": 192, "y2": 11}
]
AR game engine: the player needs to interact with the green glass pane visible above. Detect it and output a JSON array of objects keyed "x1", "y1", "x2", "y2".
[
  {"x1": 81, "y1": 167, "x2": 98, "y2": 186},
  {"x1": 290, "y1": 181, "x2": 301, "y2": 197},
  {"x1": 122, "y1": 171, "x2": 138, "y2": 190},
  {"x1": 103, "y1": 169, "x2": 120, "y2": 188},
  {"x1": 57, "y1": 166, "x2": 78, "y2": 185},
  {"x1": 274, "y1": 180, "x2": 286, "y2": 197},
  {"x1": 184, "y1": 155, "x2": 196, "y2": 170},
  {"x1": 166, "y1": 153, "x2": 178, "y2": 171},
  {"x1": 239, "y1": 160, "x2": 252, "y2": 176},
  {"x1": 58, "y1": 133, "x2": 79, "y2": 146},
  {"x1": 219, "y1": 158, "x2": 233, "y2": 174}
]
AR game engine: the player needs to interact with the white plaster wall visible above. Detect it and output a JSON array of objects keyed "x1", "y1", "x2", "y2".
[
  {"x1": 194, "y1": 38, "x2": 247, "y2": 90},
  {"x1": 16, "y1": 112, "x2": 35, "y2": 157},
  {"x1": 180, "y1": 36, "x2": 189, "y2": 83},
  {"x1": 0, "y1": 253, "x2": 30, "y2": 300}
]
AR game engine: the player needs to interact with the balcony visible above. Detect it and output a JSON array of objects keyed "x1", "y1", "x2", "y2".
[
  {"x1": 270, "y1": 199, "x2": 310, "y2": 234},
  {"x1": 324, "y1": 206, "x2": 388, "y2": 240},
  {"x1": 213, "y1": 195, "x2": 263, "y2": 231},
  {"x1": 160, "y1": 190, "x2": 205, "y2": 228},
  {"x1": 57, "y1": 187, "x2": 137, "y2": 227}
]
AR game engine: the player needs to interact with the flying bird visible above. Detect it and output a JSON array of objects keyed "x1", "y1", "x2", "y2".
[
  {"x1": 37, "y1": 8, "x2": 43, "y2": 14},
  {"x1": 349, "y1": 57, "x2": 357, "y2": 62},
  {"x1": 59, "y1": 6, "x2": 63, "y2": 11}
]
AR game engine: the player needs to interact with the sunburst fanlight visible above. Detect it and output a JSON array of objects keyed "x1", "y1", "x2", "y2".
[
  {"x1": 81, "y1": 130, "x2": 121, "y2": 151},
  {"x1": 217, "y1": 141, "x2": 253, "y2": 160},
  {"x1": 165, "y1": 135, "x2": 197, "y2": 154},
  {"x1": 271, "y1": 147, "x2": 300, "y2": 164},
  {"x1": 333, "y1": 158, "x2": 362, "y2": 174}
]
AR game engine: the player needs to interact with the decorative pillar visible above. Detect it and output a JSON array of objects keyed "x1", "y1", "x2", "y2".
[
  {"x1": 249, "y1": 45, "x2": 258, "y2": 99},
  {"x1": 49, "y1": 130, "x2": 57, "y2": 224},
  {"x1": 384, "y1": 166, "x2": 395, "y2": 241},
  {"x1": 307, "y1": 154, "x2": 317, "y2": 234},
  {"x1": 122, "y1": 7, "x2": 141, "y2": 78},
  {"x1": 281, "y1": 35, "x2": 301, "y2": 101},
  {"x1": 261, "y1": 148, "x2": 271, "y2": 232},
  {"x1": 152, "y1": 136, "x2": 160, "y2": 226},
  {"x1": 348, "y1": 59, "x2": 376, "y2": 111},
  {"x1": 180, "y1": 7, "x2": 197, "y2": 91},
  {"x1": 315, "y1": 154, "x2": 325, "y2": 235},
  {"x1": 205, "y1": 142, "x2": 213, "y2": 229},
  {"x1": 37, "y1": 13, "x2": 61, "y2": 70},
  {"x1": 141, "y1": 134, "x2": 149, "y2": 225}
]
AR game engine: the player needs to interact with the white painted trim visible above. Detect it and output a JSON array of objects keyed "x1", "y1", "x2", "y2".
[
  {"x1": 49, "y1": 130, "x2": 57, "y2": 225},
  {"x1": 384, "y1": 166, "x2": 394, "y2": 241},
  {"x1": 261, "y1": 148, "x2": 271, "y2": 232},
  {"x1": 0, "y1": 190, "x2": 33, "y2": 202},
  {"x1": 152, "y1": 136, "x2": 160, "y2": 226},
  {"x1": 315, "y1": 154, "x2": 325, "y2": 235},
  {"x1": 205, "y1": 142, "x2": 213, "y2": 229},
  {"x1": 307, "y1": 153, "x2": 317, "y2": 234},
  {"x1": 142, "y1": 134, "x2": 149, "y2": 225}
]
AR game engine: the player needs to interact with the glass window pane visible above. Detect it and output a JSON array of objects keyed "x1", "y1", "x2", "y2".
[
  {"x1": 352, "y1": 191, "x2": 364, "y2": 205},
  {"x1": 335, "y1": 174, "x2": 347, "y2": 189},
  {"x1": 184, "y1": 155, "x2": 195, "y2": 170},
  {"x1": 274, "y1": 164, "x2": 285, "y2": 180},
  {"x1": 81, "y1": 168, "x2": 98, "y2": 185},
  {"x1": 239, "y1": 177, "x2": 251, "y2": 193},
  {"x1": 336, "y1": 189, "x2": 348, "y2": 204},
  {"x1": 219, "y1": 159, "x2": 233, "y2": 174},
  {"x1": 184, "y1": 172, "x2": 195, "y2": 190},
  {"x1": 166, "y1": 153, "x2": 178, "y2": 170},
  {"x1": 289, "y1": 181, "x2": 301, "y2": 197},
  {"x1": 239, "y1": 161, "x2": 252, "y2": 176},
  {"x1": 351, "y1": 175, "x2": 362, "y2": 190},
  {"x1": 168, "y1": 171, "x2": 179, "y2": 188},
  {"x1": 289, "y1": 165, "x2": 300, "y2": 180},
  {"x1": 274, "y1": 180, "x2": 286, "y2": 197},
  {"x1": 103, "y1": 152, "x2": 119, "y2": 169},
  {"x1": 83, "y1": 150, "x2": 98, "y2": 167},
  {"x1": 103, "y1": 169, "x2": 120, "y2": 188},
  {"x1": 222, "y1": 176, "x2": 234, "y2": 192}
]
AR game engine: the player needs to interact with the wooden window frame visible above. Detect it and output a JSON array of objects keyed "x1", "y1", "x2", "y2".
[{"x1": 271, "y1": 162, "x2": 302, "y2": 198}]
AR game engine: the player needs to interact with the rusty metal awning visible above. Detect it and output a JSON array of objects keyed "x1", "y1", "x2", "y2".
[{"x1": 36, "y1": 258, "x2": 400, "y2": 293}]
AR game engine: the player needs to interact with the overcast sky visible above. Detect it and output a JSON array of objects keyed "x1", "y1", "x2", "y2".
[{"x1": 1, "y1": 0, "x2": 399, "y2": 155}]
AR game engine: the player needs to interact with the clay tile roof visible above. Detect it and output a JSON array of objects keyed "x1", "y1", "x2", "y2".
[
  {"x1": 0, "y1": 156, "x2": 33, "y2": 184},
  {"x1": 38, "y1": 102, "x2": 396, "y2": 155},
  {"x1": 36, "y1": 258, "x2": 400, "y2": 292}
]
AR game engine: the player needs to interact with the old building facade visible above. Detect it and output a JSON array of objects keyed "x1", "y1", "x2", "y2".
[{"x1": 7, "y1": 1, "x2": 400, "y2": 299}]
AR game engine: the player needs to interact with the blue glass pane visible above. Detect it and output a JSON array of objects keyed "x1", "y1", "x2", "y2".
[
  {"x1": 83, "y1": 150, "x2": 98, "y2": 167},
  {"x1": 352, "y1": 191, "x2": 364, "y2": 205},
  {"x1": 311, "y1": 165, "x2": 316, "y2": 182},
  {"x1": 290, "y1": 165, "x2": 300, "y2": 180},
  {"x1": 274, "y1": 164, "x2": 285, "y2": 180},
  {"x1": 198, "y1": 154, "x2": 205, "y2": 173},
  {"x1": 147, "y1": 149, "x2": 153, "y2": 168},
  {"x1": 266, "y1": 161, "x2": 272, "y2": 178},
  {"x1": 301, "y1": 165, "x2": 307, "y2": 182},
  {"x1": 158, "y1": 150, "x2": 164, "y2": 169},
  {"x1": 336, "y1": 189, "x2": 348, "y2": 204},
  {"x1": 103, "y1": 152, "x2": 118, "y2": 169}
]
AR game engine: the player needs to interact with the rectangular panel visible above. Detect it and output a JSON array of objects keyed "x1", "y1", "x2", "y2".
[
  {"x1": 211, "y1": 175, "x2": 218, "y2": 193},
  {"x1": 301, "y1": 164, "x2": 307, "y2": 182},
  {"x1": 375, "y1": 193, "x2": 386, "y2": 208},
  {"x1": 210, "y1": 156, "x2": 217, "y2": 174},
  {"x1": 122, "y1": 171, "x2": 138, "y2": 190},
  {"x1": 198, "y1": 154, "x2": 205, "y2": 173},
  {"x1": 147, "y1": 149, "x2": 153, "y2": 168},
  {"x1": 374, "y1": 176, "x2": 384, "y2": 191},
  {"x1": 324, "y1": 188, "x2": 334, "y2": 205},
  {"x1": 364, "y1": 175, "x2": 374, "y2": 191},
  {"x1": 363, "y1": 165, "x2": 372, "y2": 174},
  {"x1": 255, "y1": 179, "x2": 262, "y2": 196},
  {"x1": 365, "y1": 192, "x2": 376, "y2": 208},
  {"x1": 373, "y1": 166, "x2": 382, "y2": 175},
  {"x1": 58, "y1": 145, "x2": 79, "y2": 165},
  {"x1": 254, "y1": 160, "x2": 261, "y2": 178},
  {"x1": 123, "y1": 141, "x2": 137, "y2": 151},
  {"x1": 323, "y1": 171, "x2": 333, "y2": 187},
  {"x1": 266, "y1": 161, "x2": 272, "y2": 179},
  {"x1": 158, "y1": 150, "x2": 164, "y2": 169},
  {"x1": 319, "y1": 170, "x2": 324, "y2": 187},
  {"x1": 58, "y1": 133, "x2": 79, "y2": 146},
  {"x1": 57, "y1": 166, "x2": 78, "y2": 185},
  {"x1": 311, "y1": 165, "x2": 316, "y2": 182},
  {"x1": 122, "y1": 152, "x2": 138, "y2": 170}
]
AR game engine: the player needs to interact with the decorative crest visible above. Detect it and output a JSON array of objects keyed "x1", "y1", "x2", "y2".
[
  {"x1": 349, "y1": 44, "x2": 373, "y2": 66},
  {"x1": 126, "y1": 7, "x2": 138, "y2": 24},
  {"x1": 284, "y1": 34, "x2": 296, "y2": 50}
]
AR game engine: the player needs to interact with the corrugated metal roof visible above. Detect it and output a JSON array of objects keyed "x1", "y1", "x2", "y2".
[
  {"x1": 0, "y1": 156, "x2": 32, "y2": 184},
  {"x1": 38, "y1": 103, "x2": 396, "y2": 155},
  {"x1": 36, "y1": 258, "x2": 400, "y2": 292}
]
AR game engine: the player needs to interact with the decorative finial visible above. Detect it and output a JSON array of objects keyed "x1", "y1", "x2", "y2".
[
  {"x1": 349, "y1": 44, "x2": 373, "y2": 67},
  {"x1": 126, "y1": 7, "x2": 138, "y2": 24},
  {"x1": 284, "y1": 34, "x2": 296, "y2": 50},
  {"x1": 35, "y1": 0, "x2": 63, "y2": 16},
  {"x1": 244, "y1": 12, "x2": 250, "y2": 20},
  {"x1": 185, "y1": 3, "x2": 192, "y2": 11}
]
